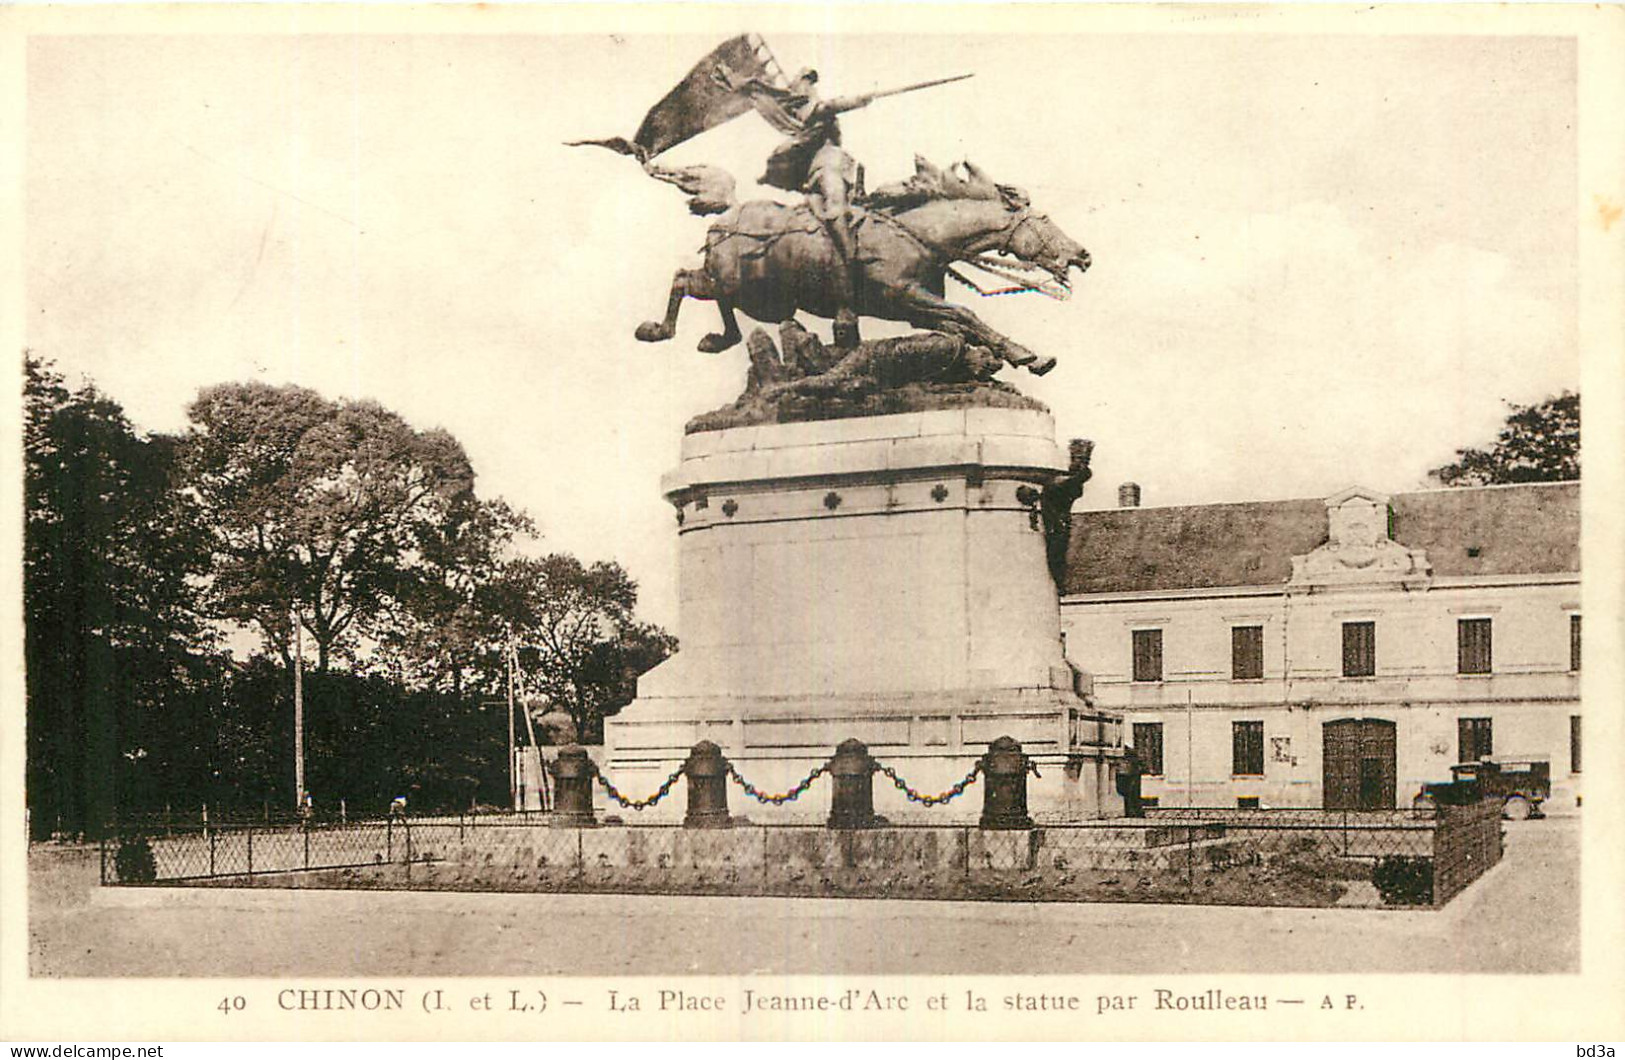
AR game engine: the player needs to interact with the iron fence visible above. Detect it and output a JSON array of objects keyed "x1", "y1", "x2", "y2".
[
  {"x1": 103, "y1": 808, "x2": 1477, "y2": 908},
  {"x1": 110, "y1": 804, "x2": 549, "y2": 838}
]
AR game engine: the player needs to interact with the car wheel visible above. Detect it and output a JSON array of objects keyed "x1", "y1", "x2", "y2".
[{"x1": 1502, "y1": 795, "x2": 1532, "y2": 821}]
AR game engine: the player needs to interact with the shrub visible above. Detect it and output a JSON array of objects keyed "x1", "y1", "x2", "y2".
[
  {"x1": 1372, "y1": 855, "x2": 1433, "y2": 905},
  {"x1": 115, "y1": 837, "x2": 157, "y2": 883}
]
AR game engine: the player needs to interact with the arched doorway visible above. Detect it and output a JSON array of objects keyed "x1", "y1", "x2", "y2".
[{"x1": 1323, "y1": 718, "x2": 1397, "y2": 810}]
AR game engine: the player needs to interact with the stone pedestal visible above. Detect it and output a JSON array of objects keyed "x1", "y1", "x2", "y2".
[{"x1": 604, "y1": 408, "x2": 1123, "y2": 821}]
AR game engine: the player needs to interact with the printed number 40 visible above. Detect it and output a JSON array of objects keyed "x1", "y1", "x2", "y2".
[{"x1": 218, "y1": 996, "x2": 246, "y2": 1014}]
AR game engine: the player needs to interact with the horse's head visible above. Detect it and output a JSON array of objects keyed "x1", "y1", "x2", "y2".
[
  {"x1": 995, "y1": 207, "x2": 1092, "y2": 293},
  {"x1": 918, "y1": 161, "x2": 1092, "y2": 294}
]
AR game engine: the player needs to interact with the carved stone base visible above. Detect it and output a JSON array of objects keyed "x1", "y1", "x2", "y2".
[{"x1": 604, "y1": 408, "x2": 1124, "y2": 822}]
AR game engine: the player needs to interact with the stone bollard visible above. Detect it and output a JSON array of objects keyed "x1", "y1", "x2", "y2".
[
  {"x1": 827, "y1": 738, "x2": 879, "y2": 829},
  {"x1": 549, "y1": 746, "x2": 599, "y2": 828},
  {"x1": 683, "y1": 740, "x2": 732, "y2": 829},
  {"x1": 979, "y1": 736, "x2": 1035, "y2": 830}
]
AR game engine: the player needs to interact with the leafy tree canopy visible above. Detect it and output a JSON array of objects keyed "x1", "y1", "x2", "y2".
[
  {"x1": 1430, "y1": 390, "x2": 1579, "y2": 487},
  {"x1": 26, "y1": 363, "x2": 675, "y2": 829},
  {"x1": 179, "y1": 382, "x2": 485, "y2": 671},
  {"x1": 488, "y1": 555, "x2": 677, "y2": 744},
  {"x1": 369, "y1": 494, "x2": 532, "y2": 697}
]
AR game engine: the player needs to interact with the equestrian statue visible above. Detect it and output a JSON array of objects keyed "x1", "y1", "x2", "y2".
[{"x1": 571, "y1": 34, "x2": 1090, "y2": 379}]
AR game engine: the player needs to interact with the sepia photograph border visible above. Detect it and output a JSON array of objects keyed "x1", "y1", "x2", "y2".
[{"x1": 1, "y1": 2, "x2": 1622, "y2": 1043}]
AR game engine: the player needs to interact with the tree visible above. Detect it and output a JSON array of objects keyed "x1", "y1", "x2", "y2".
[
  {"x1": 369, "y1": 495, "x2": 531, "y2": 697},
  {"x1": 490, "y1": 555, "x2": 677, "y2": 744},
  {"x1": 1430, "y1": 391, "x2": 1579, "y2": 486},
  {"x1": 179, "y1": 383, "x2": 481, "y2": 672},
  {"x1": 212, "y1": 657, "x2": 511, "y2": 814},
  {"x1": 24, "y1": 356, "x2": 215, "y2": 837}
]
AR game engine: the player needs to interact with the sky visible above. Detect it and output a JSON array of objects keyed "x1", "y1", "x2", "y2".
[{"x1": 24, "y1": 29, "x2": 1580, "y2": 631}]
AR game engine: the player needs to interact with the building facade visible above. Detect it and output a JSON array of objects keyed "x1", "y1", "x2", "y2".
[{"x1": 1059, "y1": 482, "x2": 1581, "y2": 811}]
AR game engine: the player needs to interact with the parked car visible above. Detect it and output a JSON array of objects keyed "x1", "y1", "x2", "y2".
[{"x1": 1412, "y1": 758, "x2": 1550, "y2": 819}]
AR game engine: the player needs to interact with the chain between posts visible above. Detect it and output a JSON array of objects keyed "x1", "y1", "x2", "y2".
[
  {"x1": 877, "y1": 762, "x2": 982, "y2": 806},
  {"x1": 590, "y1": 749, "x2": 987, "y2": 811},
  {"x1": 725, "y1": 760, "x2": 828, "y2": 805},
  {"x1": 594, "y1": 763, "x2": 685, "y2": 811}
]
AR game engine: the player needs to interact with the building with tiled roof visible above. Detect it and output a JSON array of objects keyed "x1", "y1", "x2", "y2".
[{"x1": 1058, "y1": 481, "x2": 1581, "y2": 811}]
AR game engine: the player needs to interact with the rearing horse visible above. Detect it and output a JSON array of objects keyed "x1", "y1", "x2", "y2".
[{"x1": 634, "y1": 173, "x2": 1090, "y2": 376}]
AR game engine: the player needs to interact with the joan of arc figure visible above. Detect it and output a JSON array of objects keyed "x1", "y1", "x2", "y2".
[{"x1": 714, "y1": 62, "x2": 877, "y2": 346}]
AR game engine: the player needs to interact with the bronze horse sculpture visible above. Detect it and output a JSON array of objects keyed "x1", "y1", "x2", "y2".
[{"x1": 633, "y1": 160, "x2": 1091, "y2": 376}]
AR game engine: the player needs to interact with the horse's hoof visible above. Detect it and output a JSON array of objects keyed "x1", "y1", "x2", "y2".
[
  {"x1": 635, "y1": 321, "x2": 671, "y2": 343},
  {"x1": 698, "y1": 332, "x2": 738, "y2": 354},
  {"x1": 1028, "y1": 355, "x2": 1058, "y2": 376}
]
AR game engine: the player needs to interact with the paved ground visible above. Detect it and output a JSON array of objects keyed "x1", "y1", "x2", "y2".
[{"x1": 28, "y1": 817, "x2": 1577, "y2": 977}]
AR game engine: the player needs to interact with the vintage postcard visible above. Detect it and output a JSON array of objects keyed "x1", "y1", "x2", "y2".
[{"x1": 1, "y1": 3, "x2": 1622, "y2": 1043}]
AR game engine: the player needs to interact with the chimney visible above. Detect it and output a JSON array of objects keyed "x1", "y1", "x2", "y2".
[{"x1": 1118, "y1": 482, "x2": 1142, "y2": 508}]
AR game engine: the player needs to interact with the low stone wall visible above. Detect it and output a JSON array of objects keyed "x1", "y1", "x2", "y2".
[{"x1": 409, "y1": 821, "x2": 1231, "y2": 876}]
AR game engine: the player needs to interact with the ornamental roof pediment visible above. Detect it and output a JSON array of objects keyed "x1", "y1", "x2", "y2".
[
  {"x1": 1323, "y1": 485, "x2": 1390, "y2": 507},
  {"x1": 1292, "y1": 488, "x2": 1429, "y2": 588}
]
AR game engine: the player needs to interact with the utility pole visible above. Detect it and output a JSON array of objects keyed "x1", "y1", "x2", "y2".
[
  {"x1": 293, "y1": 604, "x2": 306, "y2": 812},
  {"x1": 1186, "y1": 688, "x2": 1194, "y2": 808},
  {"x1": 506, "y1": 640, "x2": 518, "y2": 812}
]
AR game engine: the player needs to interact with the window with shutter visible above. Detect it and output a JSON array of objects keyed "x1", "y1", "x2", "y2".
[
  {"x1": 1232, "y1": 625, "x2": 1264, "y2": 680},
  {"x1": 1132, "y1": 722, "x2": 1164, "y2": 775},
  {"x1": 1342, "y1": 622, "x2": 1375, "y2": 677},
  {"x1": 1232, "y1": 720, "x2": 1264, "y2": 776},
  {"x1": 1458, "y1": 717, "x2": 1493, "y2": 762},
  {"x1": 1457, "y1": 618, "x2": 1492, "y2": 675},
  {"x1": 1132, "y1": 629, "x2": 1163, "y2": 683}
]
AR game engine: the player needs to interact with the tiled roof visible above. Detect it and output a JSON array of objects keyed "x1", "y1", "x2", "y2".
[
  {"x1": 1062, "y1": 481, "x2": 1579, "y2": 595},
  {"x1": 1390, "y1": 482, "x2": 1580, "y2": 577}
]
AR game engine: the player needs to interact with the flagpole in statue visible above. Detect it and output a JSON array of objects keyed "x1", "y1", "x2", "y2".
[{"x1": 572, "y1": 36, "x2": 1124, "y2": 821}]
